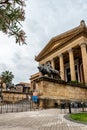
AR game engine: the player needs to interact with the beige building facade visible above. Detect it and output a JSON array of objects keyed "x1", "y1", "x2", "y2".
[
  {"x1": 35, "y1": 20, "x2": 87, "y2": 84},
  {"x1": 30, "y1": 20, "x2": 87, "y2": 107}
]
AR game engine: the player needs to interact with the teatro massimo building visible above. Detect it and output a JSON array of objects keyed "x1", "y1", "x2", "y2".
[{"x1": 30, "y1": 20, "x2": 87, "y2": 108}]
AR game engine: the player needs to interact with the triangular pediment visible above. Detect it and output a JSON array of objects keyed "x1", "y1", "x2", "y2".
[{"x1": 35, "y1": 20, "x2": 87, "y2": 61}]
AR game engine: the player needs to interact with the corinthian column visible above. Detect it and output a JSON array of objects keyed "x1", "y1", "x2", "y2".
[
  {"x1": 51, "y1": 59, "x2": 55, "y2": 69},
  {"x1": 80, "y1": 43, "x2": 87, "y2": 84},
  {"x1": 59, "y1": 54, "x2": 65, "y2": 80},
  {"x1": 68, "y1": 48, "x2": 76, "y2": 81}
]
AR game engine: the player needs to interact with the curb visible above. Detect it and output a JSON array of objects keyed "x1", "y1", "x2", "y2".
[{"x1": 64, "y1": 114, "x2": 87, "y2": 125}]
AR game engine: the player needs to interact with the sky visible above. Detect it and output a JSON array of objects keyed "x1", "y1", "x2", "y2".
[{"x1": 0, "y1": 0, "x2": 87, "y2": 84}]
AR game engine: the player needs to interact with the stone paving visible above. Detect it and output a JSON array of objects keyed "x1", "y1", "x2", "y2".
[{"x1": 0, "y1": 109, "x2": 87, "y2": 130}]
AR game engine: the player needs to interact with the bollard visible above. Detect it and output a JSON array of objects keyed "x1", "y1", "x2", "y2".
[{"x1": 68, "y1": 102, "x2": 71, "y2": 114}]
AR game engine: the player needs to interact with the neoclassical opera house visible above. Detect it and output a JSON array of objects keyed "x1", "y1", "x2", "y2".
[{"x1": 30, "y1": 20, "x2": 87, "y2": 108}]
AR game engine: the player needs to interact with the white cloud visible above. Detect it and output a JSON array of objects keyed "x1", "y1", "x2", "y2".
[{"x1": 0, "y1": 0, "x2": 87, "y2": 84}]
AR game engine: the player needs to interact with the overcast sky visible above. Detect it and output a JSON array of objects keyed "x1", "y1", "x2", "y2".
[{"x1": 0, "y1": 0, "x2": 87, "y2": 84}]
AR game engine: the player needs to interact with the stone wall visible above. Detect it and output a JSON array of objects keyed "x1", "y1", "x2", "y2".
[
  {"x1": 42, "y1": 81, "x2": 87, "y2": 100},
  {"x1": 34, "y1": 77, "x2": 87, "y2": 108},
  {"x1": 2, "y1": 91, "x2": 27, "y2": 103}
]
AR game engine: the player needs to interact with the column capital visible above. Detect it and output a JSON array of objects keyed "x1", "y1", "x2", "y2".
[
  {"x1": 50, "y1": 58, "x2": 54, "y2": 61},
  {"x1": 79, "y1": 43, "x2": 87, "y2": 48},
  {"x1": 58, "y1": 54, "x2": 63, "y2": 58},
  {"x1": 50, "y1": 58, "x2": 54, "y2": 62},
  {"x1": 68, "y1": 48, "x2": 73, "y2": 53}
]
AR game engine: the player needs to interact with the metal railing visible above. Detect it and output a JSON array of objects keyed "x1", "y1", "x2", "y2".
[
  {"x1": 0, "y1": 96, "x2": 33, "y2": 114},
  {"x1": 0, "y1": 97, "x2": 87, "y2": 114}
]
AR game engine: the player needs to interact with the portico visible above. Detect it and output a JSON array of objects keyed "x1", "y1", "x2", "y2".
[{"x1": 35, "y1": 20, "x2": 87, "y2": 84}]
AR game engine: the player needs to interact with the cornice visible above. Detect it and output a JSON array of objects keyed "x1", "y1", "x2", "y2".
[{"x1": 34, "y1": 76, "x2": 87, "y2": 88}]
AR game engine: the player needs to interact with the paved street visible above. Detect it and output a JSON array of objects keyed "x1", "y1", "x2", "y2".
[{"x1": 0, "y1": 109, "x2": 87, "y2": 130}]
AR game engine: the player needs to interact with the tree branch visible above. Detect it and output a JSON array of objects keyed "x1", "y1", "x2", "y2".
[{"x1": 0, "y1": 0, "x2": 9, "y2": 4}]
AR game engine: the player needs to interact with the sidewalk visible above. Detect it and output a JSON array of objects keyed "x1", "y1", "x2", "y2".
[{"x1": 0, "y1": 109, "x2": 87, "y2": 130}]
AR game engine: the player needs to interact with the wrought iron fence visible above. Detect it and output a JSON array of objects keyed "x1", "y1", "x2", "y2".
[{"x1": 0, "y1": 95, "x2": 33, "y2": 114}]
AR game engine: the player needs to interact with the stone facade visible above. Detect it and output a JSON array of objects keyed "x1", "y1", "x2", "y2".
[
  {"x1": 30, "y1": 20, "x2": 87, "y2": 108},
  {"x1": 35, "y1": 20, "x2": 87, "y2": 84}
]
